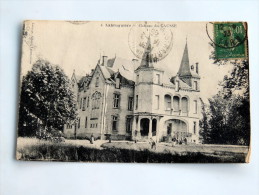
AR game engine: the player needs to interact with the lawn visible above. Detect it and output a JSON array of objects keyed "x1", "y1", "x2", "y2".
[{"x1": 16, "y1": 137, "x2": 250, "y2": 163}]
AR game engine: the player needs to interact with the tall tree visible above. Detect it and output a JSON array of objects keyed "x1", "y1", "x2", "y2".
[
  {"x1": 199, "y1": 98, "x2": 211, "y2": 144},
  {"x1": 18, "y1": 59, "x2": 77, "y2": 136},
  {"x1": 199, "y1": 42, "x2": 250, "y2": 145}
]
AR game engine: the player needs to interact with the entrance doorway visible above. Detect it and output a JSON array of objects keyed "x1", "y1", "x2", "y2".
[
  {"x1": 140, "y1": 118, "x2": 149, "y2": 136},
  {"x1": 167, "y1": 123, "x2": 172, "y2": 135},
  {"x1": 164, "y1": 119, "x2": 188, "y2": 140},
  {"x1": 152, "y1": 119, "x2": 157, "y2": 136}
]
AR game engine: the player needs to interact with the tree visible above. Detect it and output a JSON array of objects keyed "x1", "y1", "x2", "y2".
[
  {"x1": 199, "y1": 98, "x2": 210, "y2": 144},
  {"x1": 199, "y1": 42, "x2": 250, "y2": 145},
  {"x1": 18, "y1": 59, "x2": 77, "y2": 136},
  {"x1": 204, "y1": 93, "x2": 250, "y2": 145}
]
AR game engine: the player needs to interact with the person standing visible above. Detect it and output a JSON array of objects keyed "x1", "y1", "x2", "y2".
[{"x1": 90, "y1": 134, "x2": 94, "y2": 144}]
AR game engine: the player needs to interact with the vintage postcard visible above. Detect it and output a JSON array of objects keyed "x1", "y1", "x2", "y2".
[{"x1": 16, "y1": 21, "x2": 250, "y2": 163}]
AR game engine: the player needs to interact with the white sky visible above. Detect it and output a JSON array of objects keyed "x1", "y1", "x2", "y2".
[{"x1": 21, "y1": 21, "x2": 233, "y2": 102}]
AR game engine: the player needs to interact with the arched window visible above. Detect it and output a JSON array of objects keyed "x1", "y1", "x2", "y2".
[
  {"x1": 173, "y1": 96, "x2": 180, "y2": 111},
  {"x1": 82, "y1": 97, "x2": 86, "y2": 111},
  {"x1": 164, "y1": 95, "x2": 171, "y2": 110},
  {"x1": 181, "y1": 97, "x2": 188, "y2": 113}
]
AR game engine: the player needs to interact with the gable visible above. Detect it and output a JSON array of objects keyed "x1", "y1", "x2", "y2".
[{"x1": 87, "y1": 65, "x2": 106, "y2": 88}]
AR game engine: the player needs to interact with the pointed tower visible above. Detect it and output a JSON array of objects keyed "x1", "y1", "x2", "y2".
[
  {"x1": 177, "y1": 41, "x2": 200, "y2": 90},
  {"x1": 139, "y1": 36, "x2": 154, "y2": 68},
  {"x1": 178, "y1": 42, "x2": 192, "y2": 77},
  {"x1": 134, "y1": 36, "x2": 164, "y2": 114}
]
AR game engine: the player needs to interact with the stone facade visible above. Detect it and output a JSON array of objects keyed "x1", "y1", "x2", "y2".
[{"x1": 64, "y1": 41, "x2": 201, "y2": 143}]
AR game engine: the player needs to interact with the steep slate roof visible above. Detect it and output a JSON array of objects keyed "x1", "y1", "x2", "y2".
[
  {"x1": 177, "y1": 42, "x2": 200, "y2": 79},
  {"x1": 179, "y1": 79, "x2": 192, "y2": 89},
  {"x1": 105, "y1": 57, "x2": 137, "y2": 82},
  {"x1": 99, "y1": 65, "x2": 115, "y2": 79},
  {"x1": 78, "y1": 75, "x2": 91, "y2": 87},
  {"x1": 136, "y1": 36, "x2": 155, "y2": 71},
  {"x1": 177, "y1": 42, "x2": 192, "y2": 77},
  {"x1": 74, "y1": 40, "x2": 199, "y2": 90},
  {"x1": 140, "y1": 36, "x2": 153, "y2": 67}
]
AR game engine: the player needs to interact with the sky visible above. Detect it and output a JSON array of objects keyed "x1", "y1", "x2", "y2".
[{"x1": 20, "y1": 21, "x2": 233, "y2": 102}]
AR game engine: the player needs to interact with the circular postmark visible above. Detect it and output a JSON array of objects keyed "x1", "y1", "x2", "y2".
[
  {"x1": 206, "y1": 22, "x2": 248, "y2": 59},
  {"x1": 206, "y1": 22, "x2": 247, "y2": 49},
  {"x1": 128, "y1": 21, "x2": 173, "y2": 62}
]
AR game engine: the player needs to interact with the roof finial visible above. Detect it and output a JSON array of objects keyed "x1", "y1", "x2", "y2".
[{"x1": 186, "y1": 35, "x2": 188, "y2": 44}]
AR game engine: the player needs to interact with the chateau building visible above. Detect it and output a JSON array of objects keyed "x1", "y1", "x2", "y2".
[{"x1": 64, "y1": 40, "x2": 201, "y2": 143}]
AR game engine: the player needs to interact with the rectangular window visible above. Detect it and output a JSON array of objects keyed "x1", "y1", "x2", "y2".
[
  {"x1": 112, "y1": 116, "x2": 118, "y2": 131},
  {"x1": 155, "y1": 95, "x2": 159, "y2": 109},
  {"x1": 115, "y1": 78, "x2": 120, "y2": 89},
  {"x1": 82, "y1": 97, "x2": 86, "y2": 111},
  {"x1": 77, "y1": 118, "x2": 80, "y2": 128},
  {"x1": 85, "y1": 117, "x2": 87, "y2": 128},
  {"x1": 128, "y1": 97, "x2": 134, "y2": 110},
  {"x1": 113, "y1": 93, "x2": 120, "y2": 108},
  {"x1": 95, "y1": 77, "x2": 99, "y2": 87},
  {"x1": 87, "y1": 97, "x2": 89, "y2": 107},
  {"x1": 80, "y1": 98, "x2": 83, "y2": 109},
  {"x1": 126, "y1": 117, "x2": 132, "y2": 133},
  {"x1": 155, "y1": 74, "x2": 160, "y2": 84},
  {"x1": 194, "y1": 100, "x2": 198, "y2": 114},
  {"x1": 136, "y1": 95, "x2": 138, "y2": 110},
  {"x1": 194, "y1": 122, "x2": 196, "y2": 134},
  {"x1": 194, "y1": 81, "x2": 198, "y2": 90}
]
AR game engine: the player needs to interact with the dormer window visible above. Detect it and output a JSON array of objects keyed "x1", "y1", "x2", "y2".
[
  {"x1": 136, "y1": 75, "x2": 139, "y2": 83},
  {"x1": 115, "y1": 78, "x2": 120, "y2": 89},
  {"x1": 175, "y1": 80, "x2": 179, "y2": 91}
]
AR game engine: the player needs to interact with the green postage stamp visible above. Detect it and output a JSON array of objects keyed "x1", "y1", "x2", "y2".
[{"x1": 214, "y1": 22, "x2": 248, "y2": 59}]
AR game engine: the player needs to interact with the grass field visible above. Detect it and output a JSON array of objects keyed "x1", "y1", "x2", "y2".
[{"x1": 16, "y1": 137, "x2": 249, "y2": 163}]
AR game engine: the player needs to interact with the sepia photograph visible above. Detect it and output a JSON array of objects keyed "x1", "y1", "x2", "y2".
[{"x1": 16, "y1": 21, "x2": 250, "y2": 163}]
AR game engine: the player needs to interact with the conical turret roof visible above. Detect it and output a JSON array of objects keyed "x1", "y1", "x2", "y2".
[
  {"x1": 137, "y1": 36, "x2": 154, "y2": 70},
  {"x1": 177, "y1": 42, "x2": 192, "y2": 77}
]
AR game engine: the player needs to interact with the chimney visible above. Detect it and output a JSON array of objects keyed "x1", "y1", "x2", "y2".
[
  {"x1": 195, "y1": 62, "x2": 199, "y2": 74},
  {"x1": 102, "y1": 56, "x2": 108, "y2": 66}
]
